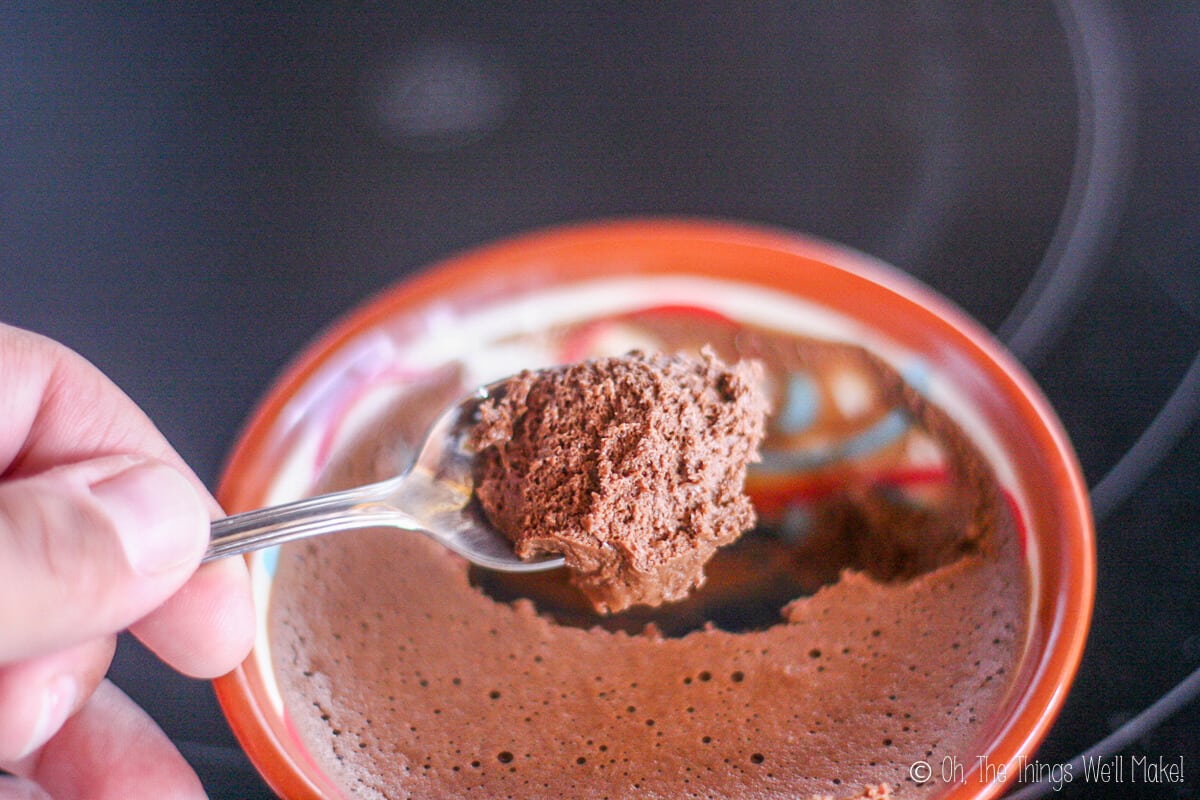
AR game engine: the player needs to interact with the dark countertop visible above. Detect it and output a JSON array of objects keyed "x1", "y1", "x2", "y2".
[{"x1": 2, "y1": 4, "x2": 1197, "y2": 798}]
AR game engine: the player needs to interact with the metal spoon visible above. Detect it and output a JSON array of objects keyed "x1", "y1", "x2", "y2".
[{"x1": 203, "y1": 380, "x2": 565, "y2": 573}]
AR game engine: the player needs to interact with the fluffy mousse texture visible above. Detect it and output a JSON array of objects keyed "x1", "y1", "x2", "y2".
[{"x1": 470, "y1": 349, "x2": 768, "y2": 613}]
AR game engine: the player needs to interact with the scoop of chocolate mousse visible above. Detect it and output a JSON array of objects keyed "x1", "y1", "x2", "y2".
[{"x1": 470, "y1": 348, "x2": 768, "y2": 614}]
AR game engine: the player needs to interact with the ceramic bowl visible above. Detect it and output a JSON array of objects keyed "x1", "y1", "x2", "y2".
[{"x1": 213, "y1": 219, "x2": 1094, "y2": 799}]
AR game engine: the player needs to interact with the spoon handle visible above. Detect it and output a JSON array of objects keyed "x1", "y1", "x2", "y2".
[{"x1": 203, "y1": 478, "x2": 410, "y2": 563}]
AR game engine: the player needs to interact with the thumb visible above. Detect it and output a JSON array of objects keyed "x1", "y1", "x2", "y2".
[{"x1": 0, "y1": 456, "x2": 209, "y2": 663}]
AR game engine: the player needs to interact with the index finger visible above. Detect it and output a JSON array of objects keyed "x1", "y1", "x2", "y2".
[{"x1": 0, "y1": 325, "x2": 215, "y2": 507}]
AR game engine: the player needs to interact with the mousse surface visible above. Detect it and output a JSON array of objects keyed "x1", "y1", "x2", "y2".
[{"x1": 268, "y1": 307, "x2": 1028, "y2": 799}]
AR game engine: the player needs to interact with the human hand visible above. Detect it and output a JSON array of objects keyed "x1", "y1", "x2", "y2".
[{"x1": 0, "y1": 324, "x2": 255, "y2": 799}]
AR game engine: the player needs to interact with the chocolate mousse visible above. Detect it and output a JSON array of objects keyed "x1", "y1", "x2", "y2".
[
  {"x1": 268, "y1": 306, "x2": 1029, "y2": 800},
  {"x1": 470, "y1": 349, "x2": 768, "y2": 613}
]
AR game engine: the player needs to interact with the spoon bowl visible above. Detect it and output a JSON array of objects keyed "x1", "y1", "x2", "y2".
[{"x1": 204, "y1": 380, "x2": 565, "y2": 573}]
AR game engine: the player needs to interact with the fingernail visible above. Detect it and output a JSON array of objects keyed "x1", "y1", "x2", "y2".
[
  {"x1": 90, "y1": 462, "x2": 206, "y2": 576},
  {"x1": 0, "y1": 775, "x2": 53, "y2": 799},
  {"x1": 19, "y1": 674, "x2": 77, "y2": 760}
]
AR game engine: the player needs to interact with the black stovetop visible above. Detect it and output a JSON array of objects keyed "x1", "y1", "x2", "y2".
[{"x1": 2, "y1": 4, "x2": 1197, "y2": 798}]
